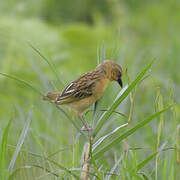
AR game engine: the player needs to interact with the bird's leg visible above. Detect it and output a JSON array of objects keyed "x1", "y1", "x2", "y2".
[{"x1": 78, "y1": 113, "x2": 93, "y2": 131}]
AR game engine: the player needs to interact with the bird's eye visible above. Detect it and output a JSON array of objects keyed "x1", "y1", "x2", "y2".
[{"x1": 118, "y1": 71, "x2": 121, "y2": 78}]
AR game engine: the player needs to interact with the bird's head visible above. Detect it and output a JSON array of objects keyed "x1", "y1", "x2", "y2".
[{"x1": 101, "y1": 60, "x2": 123, "y2": 88}]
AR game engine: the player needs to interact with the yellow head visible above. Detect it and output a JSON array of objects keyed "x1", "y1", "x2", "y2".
[{"x1": 98, "y1": 60, "x2": 123, "y2": 87}]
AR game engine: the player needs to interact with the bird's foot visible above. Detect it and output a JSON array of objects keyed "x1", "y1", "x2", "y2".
[{"x1": 81, "y1": 126, "x2": 93, "y2": 131}]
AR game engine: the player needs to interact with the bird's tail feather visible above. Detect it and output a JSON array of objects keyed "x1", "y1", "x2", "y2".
[{"x1": 43, "y1": 92, "x2": 61, "y2": 101}]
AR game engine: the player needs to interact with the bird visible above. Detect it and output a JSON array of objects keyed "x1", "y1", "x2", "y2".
[{"x1": 43, "y1": 60, "x2": 123, "y2": 131}]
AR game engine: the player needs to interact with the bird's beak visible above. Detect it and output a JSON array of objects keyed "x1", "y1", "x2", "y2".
[{"x1": 117, "y1": 77, "x2": 123, "y2": 88}]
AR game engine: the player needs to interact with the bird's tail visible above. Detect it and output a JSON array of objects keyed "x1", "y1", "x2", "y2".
[{"x1": 43, "y1": 92, "x2": 61, "y2": 101}]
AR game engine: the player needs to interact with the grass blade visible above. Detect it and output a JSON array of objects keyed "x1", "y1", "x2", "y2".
[
  {"x1": 155, "y1": 88, "x2": 164, "y2": 180},
  {"x1": 105, "y1": 155, "x2": 123, "y2": 180},
  {"x1": 130, "y1": 152, "x2": 158, "y2": 179},
  {"x1": 0, "y1": 73, "x2": 44, "y2": 96},
  {"x1": 55, "y1": 105, "x2": 87, "y2": 138},
  {"x1": 0, "y1": 118, "x2": 13, "y2": 179},
  {"x1": 93, "y1": 59, "x2": 156, "y2": 137},
  {"x1": 94, "y1": 59, "x2": 155, "y2": 137},
  {"x1": 8, "y1": 165, "x2": 59, "y2": 179},
  {"x1": 28, "y1": 43, "x2": 64, "y2": 88},
  {"x1": 97, "y1": 47, "x2": 100, "y2": 65},
  {"x1": 7, "y1": 147, "x2": 79, "y2": 179},
  {"x1": 101, "y1": 43, "x2": 105, "y2": 63},
  {"x1": 136, "y1": 152, "x2": 158, "y2": 171},
  {"x1": 92, "y1": 123, "x2": 128, "y2": 151},
  {"x1": 92, "y1": 100, "x2": 99, "y2": 128},
  {"x1": 93, "y1": 105, "x2": 173, "y2": 159},
  {"x1": 92, "y1": 44, "x2": 105, "y2": 127},
  {"x1": 8, "y1": 163, "x2": 79, "y2": 180},
  {"x1": 8, "y1": 108, "x2": 33, "y2": 172},
  {"x1": 0, "y1": 73, "x2": 86, "y2": 137}
]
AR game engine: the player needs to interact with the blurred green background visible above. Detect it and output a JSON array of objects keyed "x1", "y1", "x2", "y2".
[{"x1": 0, "y1": 0, "x2": 180, "y2": 179}]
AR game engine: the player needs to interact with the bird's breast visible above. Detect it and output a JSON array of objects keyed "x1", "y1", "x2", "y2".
[
  {"x1": 93, "y1": 78, "x2": 110, "y2": 100},
  {"x1": 68, "y1": 78, "x2": 110, "y2": 113}
]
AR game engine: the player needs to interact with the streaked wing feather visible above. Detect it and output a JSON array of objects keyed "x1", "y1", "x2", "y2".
[{"x1": 56, "y1": 71, "x2": 100, "y2": 104}]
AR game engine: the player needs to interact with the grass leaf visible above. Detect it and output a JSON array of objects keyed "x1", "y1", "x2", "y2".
[
  {"x1": 93, "y1": 105, "x2": 173, "y2": 159},
  {"x1": 8, "y1": 108, "x2": 33, "y2": 172},
  {"x1": 130, "y1": 152, "x2": 158, "y2": 178},
  {"x1": 55, "y1": 105, "x2": 87, "y2": 138},
  {"x1": 0, "y1": 73, "x2": 86, "y2": 137},
  {"x1": 92, "y1": 44, "x2": 105, "y2": 127},
  {"x1": 105, "y1": 155, "x2": 123, "y2": 180},
  {"x1": 93, "y1": 123, "x2": 128, "y2": 151},
  {"x1": 28, "y1": 43, "x2": 64, "y2": 88},
  {"x1": 101, "y1": 43, "x2": 105, "y2": 63},
  {"x1": 0, "y1": 72, "x2": 44, "y2": 96},
  {"x1": 0, "y1": 118, "x2": 13, "y2": 179},
  {"x1": 136, "y1": 152, "x2": 158, "y2": 171},
  {"x1": 93, "y1": 58, "x2": 156, "y2": 137},
  {"x1": 7, "y1": 147, "x2": 79, "y2": 179}
]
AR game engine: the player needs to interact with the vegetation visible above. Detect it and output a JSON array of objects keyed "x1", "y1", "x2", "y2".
[{"x1": 0, "y1": 0, "x2": 180, "y2": 179}]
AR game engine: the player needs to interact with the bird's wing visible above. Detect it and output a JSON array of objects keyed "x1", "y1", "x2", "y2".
[{"x1": 56, "y1": 71, "x2": 100, "y2": 104}]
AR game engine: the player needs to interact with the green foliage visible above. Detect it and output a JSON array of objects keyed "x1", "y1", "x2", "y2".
[
  {"x1": 8, "y1": 108, "x2": 33, "y2": 172},
  {"x1": 0, "y1": 0, "x2": 180, "y2": 179},
  {"x1": 93, "y1": 59, "x2": 155, "y2": 137},
  {"x1": 93, "y1": 105, "x2": 173, "y2": 160},
  {"x1": 0, "y1": 118, "x2": 12, "y2": 180}
]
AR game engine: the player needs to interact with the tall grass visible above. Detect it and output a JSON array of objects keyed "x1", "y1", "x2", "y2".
[
  {"x1": 0, "y1": 54, "x2": 175, "y2": 179},
  {"x1": 0, "y1": 3, "x2": 180, "y2": 178}
]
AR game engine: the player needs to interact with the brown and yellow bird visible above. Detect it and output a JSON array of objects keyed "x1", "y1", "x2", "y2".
[{"x1": 44, "y1": 60, "x2": 123, "y2": 131}]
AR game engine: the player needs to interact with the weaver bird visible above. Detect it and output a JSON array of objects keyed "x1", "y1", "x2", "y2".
[{"x1": 44, "y1": 60, "x2": 123, "y2": 131}]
